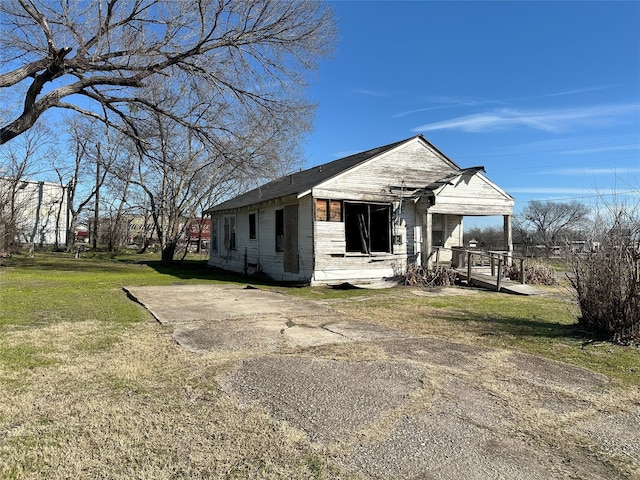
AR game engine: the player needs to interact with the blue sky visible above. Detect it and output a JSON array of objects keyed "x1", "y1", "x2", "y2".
[{"x1": 303, "y1": 1, "x2": 640, "y2": 226}]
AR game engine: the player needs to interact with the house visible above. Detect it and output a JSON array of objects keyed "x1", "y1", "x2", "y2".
[{"x1": 205, "y1": 135, "x2": 514, "y2": 285}]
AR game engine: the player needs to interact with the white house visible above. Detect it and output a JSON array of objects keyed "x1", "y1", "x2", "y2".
[{"x1": 205, "y1": 135, "x2": 514, "y2": 285}]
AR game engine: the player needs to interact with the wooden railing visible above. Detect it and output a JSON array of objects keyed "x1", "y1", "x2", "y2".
[{"x1": 465, "y1": 250, "x2": 525, "y2": 291}]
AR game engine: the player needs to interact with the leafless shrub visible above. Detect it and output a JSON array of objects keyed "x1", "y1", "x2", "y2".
[
  {"x1": 401, "y1": 266, "x2": 458, "y2": 287},
  {"x1": 504, "y1": 261, "x2": 558, "y2": 286},
  {"x1": 568, "y1": 203, "x2": 640, "y2": 345}
]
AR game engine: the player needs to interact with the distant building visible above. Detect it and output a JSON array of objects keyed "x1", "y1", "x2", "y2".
[{"x1": 1, "y1": 179, "x2": 69, "y2": 247}]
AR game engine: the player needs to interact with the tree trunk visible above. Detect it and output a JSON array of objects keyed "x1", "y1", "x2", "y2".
[{"x1": 161, "y1": 240, "x2": 177, "y2": 265}]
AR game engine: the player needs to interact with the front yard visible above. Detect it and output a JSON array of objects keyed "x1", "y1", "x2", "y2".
[{"x1": 0, "y1": 252, "x2": 638, "y2": 478}]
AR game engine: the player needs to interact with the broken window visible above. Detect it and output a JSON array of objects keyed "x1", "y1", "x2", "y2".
[{"x1": 344, "y1": 202, "x2": 391, "y2": 253}]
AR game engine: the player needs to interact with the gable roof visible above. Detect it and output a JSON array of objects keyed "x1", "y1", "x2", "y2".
[{"x1": 206, "y1": 135, "x2": 459, "y2": 212}]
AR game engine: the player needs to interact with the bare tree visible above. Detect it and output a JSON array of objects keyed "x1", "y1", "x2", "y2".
[
  {"x1": 0, "y1": 0, "x2": 335, "y2": 145},
  {"x1": 516, "y1": 200, "x2": 590, "y2": 250},
  {"x1": 55, "y1": 118, "x2": 110, "y2": 252}
]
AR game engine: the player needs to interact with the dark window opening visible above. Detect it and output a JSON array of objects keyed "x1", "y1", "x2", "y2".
[
  {"x1": 249, "y1": 213, "x2": 256, "y2": 239},
  {"x1": 344, "y1": 202, "x2": 391, "y2": 253},
  {"x1": 275, "y1": 209, "x2": 284, "y2": 252}
]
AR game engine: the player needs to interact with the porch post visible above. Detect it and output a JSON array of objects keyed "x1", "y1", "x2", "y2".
[
  {"x1": 425, "y1": 211, "x2": 433, "y2": 270},
  {"x1": 503, "y1": 214, "x2": 513, "y2": 266}
]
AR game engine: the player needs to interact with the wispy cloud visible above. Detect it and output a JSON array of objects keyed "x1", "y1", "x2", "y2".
[
  {"x1": 535, "y1": 85, "x2": 620, "y2": 98},
  {"x1": 536, "y1": 167, "x2": 640, "y2": 176},
  {"x1": 392, "y1": 96, "x2": 499, "y2": 119},
  {"x1": 392, "y1": 105, "x2": 454, "y2": 119},
  {"x1": 558, "y1": 144, "x2": 640, "y2": 155},
  {"x1": 412, "y1": 104, "x2": 639, "y2": 134},
  {"x1": 507, "y1": 187, "x2": 637, "y2": 195},
  {"x1": 351, "y1": 88, "x2": 386, "y2": 97}
]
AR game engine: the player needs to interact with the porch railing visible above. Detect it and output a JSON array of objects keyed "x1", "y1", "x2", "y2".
[
  {"x1": 464, "y1": 250, "x2": 526, "y2": 291},
  {"x1": 428, "y1": 247, "x2": 527, "y2": 291}
]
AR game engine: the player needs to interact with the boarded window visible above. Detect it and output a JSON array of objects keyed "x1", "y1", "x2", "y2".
[
  {"x1": 315, "y1": 199, "x2": 342, "y2": 222},
  {"x1": 329, "y1": 200, "x2": 342, "y2": 221},
  {"x1": 344, "y1": 202, "x2": 391, "y2": 253},
  {"x1": 249, "y1": 213, "x2": 256, "y2": 239},
  {"x1": 316, "y1": 199, "x2": 328, "y2": 221}
]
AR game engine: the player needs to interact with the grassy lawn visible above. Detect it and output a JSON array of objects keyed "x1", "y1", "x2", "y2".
[{"x1": 0, "y1": 251, "x2": 638, "y2": 478}]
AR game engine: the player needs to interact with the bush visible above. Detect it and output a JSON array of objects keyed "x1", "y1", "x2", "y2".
[
  {"x1": 568, "y1": 207, "x2": 639, "y2": 344},
  {"x1": 503, "y1": 261, "x2": 558, "y2": 286},
  {"x1": 401, "y1": 266, "x2": 458, "y2": 287}
]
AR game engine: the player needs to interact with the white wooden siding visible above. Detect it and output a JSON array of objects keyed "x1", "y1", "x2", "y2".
[
  {"x1": 430, "y1": 173, "x2": 513, "y2": 215},
  {"x1": 311, "y1": 198, "x2": 414, "y2": 285},
  {"x1": 313, "y1": 139, "x2": 457, "y2": 202},
  {"x1": 208, "y1": 197, "x2": 313, "y2": 283}
]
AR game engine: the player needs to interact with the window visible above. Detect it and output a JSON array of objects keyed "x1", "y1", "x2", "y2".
[
  {"x1": 432, "y1": 214, "x2": 444, "y2": 247},
  {"x1": 211, "y1": 219, "x2": 218, "y2": 253},
  {"x1": 315, "y1": 199, "x2": 342, "y2": 221},
  {"x1": 223, "y1": 215, "x2": 236, "y2": 251},
  {"x1": 275, "y1": 209, "x2": 284, "y2": 252},
  {"x1": 249, "y1": 213, "x2": 256, "y2": 239},
  {"x1": 344, "y1": 202, "x2": 391, "y2": 253}
]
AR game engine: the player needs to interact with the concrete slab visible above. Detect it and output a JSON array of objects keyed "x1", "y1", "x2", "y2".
[{"x1": 124, "y1": 284, "x2": 407, "y2": 353}]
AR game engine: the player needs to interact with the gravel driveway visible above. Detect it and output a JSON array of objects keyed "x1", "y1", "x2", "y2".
[{"x1": 125, "y1": 284, "x2": 640, "y2": 479}]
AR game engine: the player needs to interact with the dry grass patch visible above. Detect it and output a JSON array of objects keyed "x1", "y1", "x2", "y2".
[{"x1": 0, "y1": 320, "x2": 351, "y2": 479}]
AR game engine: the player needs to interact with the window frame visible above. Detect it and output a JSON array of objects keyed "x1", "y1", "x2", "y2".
[
  {"x1": 223, "y1": 215, "x2": 236, "y2": 251},
  {"x1": 344, "y1": 201, "x2": 392, "y2": 254}
]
